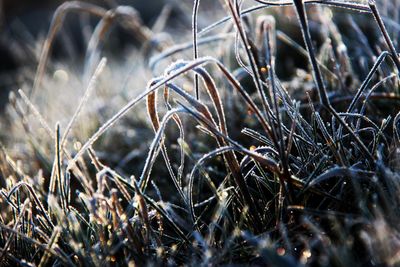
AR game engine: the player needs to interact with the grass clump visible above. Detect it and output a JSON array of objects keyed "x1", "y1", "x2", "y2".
[{"x1": 1, "y1": 0, "x2": 400, "y2": 266}]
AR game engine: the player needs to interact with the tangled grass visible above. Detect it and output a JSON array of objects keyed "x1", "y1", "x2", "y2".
[{"x1": 1, "y1": 0, "x2": 400, "y2": 266}]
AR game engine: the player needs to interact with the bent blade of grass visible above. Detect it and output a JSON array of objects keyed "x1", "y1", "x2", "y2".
[
  {"x1": 84, "y1": 6, "x2": 152, "y2": 81},
  {"x1": 188, "y1": 146, "x2": 235, "y2": 228},
  {"x1": 303, "y1": 166, "x2": 375, "y2": 192},
  {"x1": 32, "y1": 1, "x2": 107, "y2": 97},
  {"x1": 67, "y1": 57, "x2": 214, "y2": 170},
  {"x1": 83, "y1": 11, "x2": 115, "y2": 82},
  {"x1": 163, "y1": 87, "x2": 186, "y2": 186},
  {"x1": 346, "y1": 51, "x2": 391, "y2": 114},
  {"x1": 146, "y1": 80, "x2": 186, "y2": 201},
  {"x1": 144, "y1": 75, "x2": 229, "y2": 199},
  {"x1": 149, "y1": 33, "x2": 235, "y2": 72},
  {"x1": 138, "y1": 108, "x2": 186, "y2": 197},
  {"x1": 356, "y1": 75, "x2": 397, "y2": 130},
  {"x1": 189, "y1": 67, "x2": 261, "y2": 213}
]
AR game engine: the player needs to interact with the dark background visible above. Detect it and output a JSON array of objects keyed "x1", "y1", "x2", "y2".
[{"x1": 0, "y1": 0, "x2": 175, "y2": 108}]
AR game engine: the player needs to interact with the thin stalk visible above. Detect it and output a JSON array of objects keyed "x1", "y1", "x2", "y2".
[
  {"x1": 193, "y1": 0, "x2": 201, "y2": 99},
  {"x1": 292, "y1": 0, "x2": 330, "y2": 106},
  {"x1": 369, "y1": 0, "x2": 400, "y2": 74}
]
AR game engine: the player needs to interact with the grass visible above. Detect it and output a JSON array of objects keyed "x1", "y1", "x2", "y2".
[{"x1": 1, "y1": 0, "x2": 400, "y2": 266}]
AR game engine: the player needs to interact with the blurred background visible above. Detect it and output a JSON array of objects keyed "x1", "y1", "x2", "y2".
[
  {"x1": 0, "y1": 0, "x2": 213, "y2": 108},
  {"x1": 0, "y1": 0, "x2": 386, "y2": 110}
]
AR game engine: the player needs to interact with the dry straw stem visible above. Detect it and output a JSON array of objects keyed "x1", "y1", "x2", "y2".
[
  {"x1": 84, "y1": 6, "x2": 153, "y2": 79},
  {"x1": 32, "y1": 2, "x2": 106, "y2": 97},
  {"x1": 192, "y1": 0, "x2": 200, "y2": 99},
  {"x1": 368, "y1": 0, "x2": 400, "y2": 74},
  {"x1": 292, "y1": 0, "x2": 329, "y2": 106},
  {"x1": 32, "y1": 2, "x2": 153, "y2": 97}
]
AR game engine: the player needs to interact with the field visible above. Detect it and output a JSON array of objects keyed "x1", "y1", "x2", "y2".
[{"x1": 1, "y1": 0, "x2": 400, "y2": 266}]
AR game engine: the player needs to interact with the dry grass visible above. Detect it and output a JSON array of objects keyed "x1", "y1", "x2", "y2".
[{"x1": 1, "y1": 0, "x2": 400, "y2": 266}]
